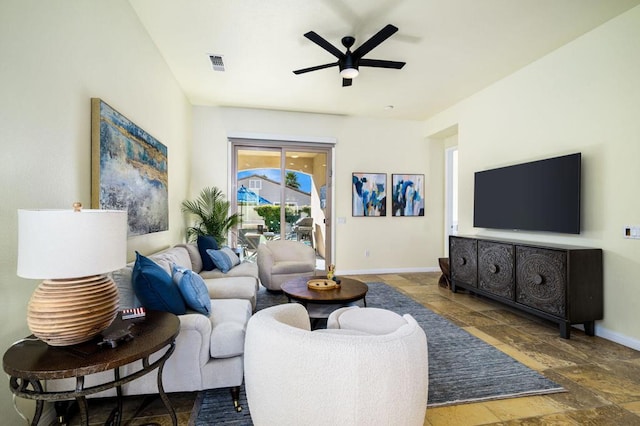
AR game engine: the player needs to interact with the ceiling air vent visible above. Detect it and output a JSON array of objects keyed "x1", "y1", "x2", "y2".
[{"x1": 209, "y1": 54, "x2": 225, "y2": 71}]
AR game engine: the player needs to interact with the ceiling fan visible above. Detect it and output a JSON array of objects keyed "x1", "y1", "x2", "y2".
[{"x1": 293, "y1": 24, "x2": 406, "y2": 87}]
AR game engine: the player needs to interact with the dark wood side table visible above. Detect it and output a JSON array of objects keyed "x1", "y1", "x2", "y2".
[{"x1": 3, "y1": 310, "x2": 180, "y2": 426}]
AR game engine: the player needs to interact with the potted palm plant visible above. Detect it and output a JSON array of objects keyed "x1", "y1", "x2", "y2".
[{"x1": 181, "y1": 186, "x2": 241, "y2": 245}]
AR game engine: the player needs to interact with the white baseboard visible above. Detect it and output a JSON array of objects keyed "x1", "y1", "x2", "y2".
[
  {"x1": 593, "y1": 325, "x2": 640, "y2": 351},
  {"x1": 336, "y1": 266, "x2": 440, "y2": 275}
]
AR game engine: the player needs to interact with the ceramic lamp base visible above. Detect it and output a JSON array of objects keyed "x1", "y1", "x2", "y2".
[{"x1": 27, "y1": 274, "x2": 120, "y2": 346}]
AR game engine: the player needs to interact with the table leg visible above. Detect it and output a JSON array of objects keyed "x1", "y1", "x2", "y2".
[
  {"x1": 363, "y1": 296, "x2": 367, "y2": 307},
  {"x1": 112, "y1": 367, "x2": 123, "y2": 426},
  {"x1": 9, "y1": 377, "x2": 44, "y2": 426},
  {"x1": 156, "y1": 344, "x2": 178, "y2": 426},
  {"x1": 75, "y1": 395, "x2": 89, "y2": 426},
  {"x1": 29, "y1": 379, "x2": 44, "y2": 426},
  {"x1": 75, "y1": 376, "x2": 89, "y2": 426}
]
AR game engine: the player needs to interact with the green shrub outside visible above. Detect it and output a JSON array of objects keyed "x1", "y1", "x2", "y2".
[{"x1": 253, "y1": 205, "x2": 311, "y2": 232}]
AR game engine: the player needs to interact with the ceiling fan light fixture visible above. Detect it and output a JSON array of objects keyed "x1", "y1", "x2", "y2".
[{"x1": 340, "y1": 67, "x2": 359, "y2": 79}]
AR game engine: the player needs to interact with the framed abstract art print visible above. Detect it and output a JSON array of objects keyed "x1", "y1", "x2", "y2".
[
  {"x1": 91, "y1": 98, "x2": 168, "y2": 236},
  {"x1": 352, "y1": 172, "x2": 386, "y2": 217},
  {"x1": 391, "y1": 174, "x2": 424, "y2": 216}
]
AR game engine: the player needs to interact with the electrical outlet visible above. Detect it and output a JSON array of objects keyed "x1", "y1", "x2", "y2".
[{"x1": 623, "y1": 225, "x2": 640, "y2": 239}]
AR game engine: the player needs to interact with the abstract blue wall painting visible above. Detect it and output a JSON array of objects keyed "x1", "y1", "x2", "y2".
[
  {"x1": 91, "y1": 98, "x2": 168, "y2": 236},
  {"x1": 392, "y1": 174, "x2": 424, "y2": 217},
  {"x1": 352, "y1": 173, "x2": 386, "y2": 217}
]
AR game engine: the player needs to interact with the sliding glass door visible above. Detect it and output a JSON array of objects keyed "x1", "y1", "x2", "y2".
[{"x1": 231, "y1": 140, "x2": 332, "y2": 270}]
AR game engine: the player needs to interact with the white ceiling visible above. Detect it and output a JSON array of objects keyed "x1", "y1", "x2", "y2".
[{"x1": 129, "y1": 0, "x2": 640, "y2": 121}]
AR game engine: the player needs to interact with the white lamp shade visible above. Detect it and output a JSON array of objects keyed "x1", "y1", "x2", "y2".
[{"x1": 18, "y1": 209, "x2": 127, "y2": 279}]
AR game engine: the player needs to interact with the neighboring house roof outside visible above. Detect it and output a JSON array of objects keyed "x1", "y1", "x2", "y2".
[
  {"x1": 239, "y1": 174, "x2": 311, "y2": 196},
  {"x1": 238, "y1": 175, "x2": 311, "y2": 208}
]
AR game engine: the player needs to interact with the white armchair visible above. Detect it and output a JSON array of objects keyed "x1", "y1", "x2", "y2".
[
  {"x1": 257, "y1": 240, "x2": 316, "y2": 291},
  {"x1": 244, "y1": 303, "x2": 429, "y2": 426}
]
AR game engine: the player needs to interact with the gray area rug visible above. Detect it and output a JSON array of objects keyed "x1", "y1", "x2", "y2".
[{"x1": 191, "y1": 282, "x2": 563, "y2": 425}]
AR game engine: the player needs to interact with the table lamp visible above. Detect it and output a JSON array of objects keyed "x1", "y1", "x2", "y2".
[{"x1": 17, "y1": 203, "x2": 127, "y2": 346}]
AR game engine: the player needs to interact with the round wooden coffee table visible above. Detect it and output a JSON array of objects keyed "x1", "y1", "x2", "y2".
[{"x1": 281, "y1": 276, "x2": 368, "y2": 319}]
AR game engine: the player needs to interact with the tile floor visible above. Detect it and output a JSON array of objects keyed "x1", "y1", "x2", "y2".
[{"x1": 58, "y1": 272, "x2": 640, "y2": 425}]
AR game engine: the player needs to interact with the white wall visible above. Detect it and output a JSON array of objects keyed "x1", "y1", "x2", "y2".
[
  {"x1": 192, "y1": 107, "x2": 444, "y2": 273},
  {"x1": 0, "y1": 1, "x2": 192, "y2": 422},
  {"x1": 426, "y1": 5, "x2": 640, "y2": 347}
]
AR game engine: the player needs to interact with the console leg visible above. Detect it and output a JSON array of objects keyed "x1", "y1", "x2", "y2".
[
  {"x1": 584, "y1": 321, "x2": 596, "y2": 336},
  {"x1": 230, "y1": 386, "x2": 242, "y2": 412},
  {"x1": 559, "y1": 322, "x2": 570, "y2": 339}
]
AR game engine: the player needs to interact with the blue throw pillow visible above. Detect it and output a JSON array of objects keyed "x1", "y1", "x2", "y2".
[
  {"x1": 220, "y1": 246, "x2": 241, "y2": 269},
  {"x1": 172, "y1": 264, "x2": 211, "y2": 316},
  {"x1": 132, "y1": 252, "x2": 186, "y2": 315},
  {"x1": 198, "y1": 235, "x2": 219, "y2": 271},
  {"x1": 206, "y1": 248, "x2": 232, "y2": 273}
]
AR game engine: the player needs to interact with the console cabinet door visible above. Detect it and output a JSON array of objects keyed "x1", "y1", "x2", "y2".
[
  {"x1": 515, "y1": 246, "x2": 566, "y2": 317},
  {"x1": 450, "y1": 237, "x2": 478, "y2": 287},
  {"x1": 478, "y1": 241, "x2": 515, "y2": 300}
]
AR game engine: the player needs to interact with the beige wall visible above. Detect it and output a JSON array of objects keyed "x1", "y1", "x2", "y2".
[
  {"x1": 425, "y1": 5, "x2": 640, "y2": 347},
  {"x1": 4, "y1": 0, "x2": 638, "y2": 422},
  {"x1": 192, "y1": 107, "x2": 444, "y2": 273},
  {"x1": 0, "y1": 1, "x2": 192, "y2": 422}
]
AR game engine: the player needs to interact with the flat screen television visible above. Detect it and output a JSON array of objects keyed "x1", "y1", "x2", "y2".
[{"x1": 473, "y1": 153, "x2": 581, "y2": 234}]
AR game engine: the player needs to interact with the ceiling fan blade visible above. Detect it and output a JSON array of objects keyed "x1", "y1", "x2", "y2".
[
  {"x1": 304, "y1": 31, "x2": 344, "y2": 59},
  {"x1": 352, "y1": 24, "x2": 399, "y2": 59},
  {"x1": 293, "y1": 62, "x2": 339, "y2": 75},
  {"x1": 342, "y1": 78, "x2": 353, "y2": 87},
  {"x1": 359, "y1": 58, "x2": 406, "y2": 69}
]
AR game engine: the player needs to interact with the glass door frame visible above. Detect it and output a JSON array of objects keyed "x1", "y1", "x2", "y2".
[
  {"x1": 444, "y1": 146, "x2": 458, "y2": 256},
  {"x1": 229, "y1": 138, "x2": 334, "y2": 268}
]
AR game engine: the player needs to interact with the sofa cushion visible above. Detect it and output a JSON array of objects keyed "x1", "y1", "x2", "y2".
[
  {"x1": 209, "y1": 298, "x2": 252, "y2": 358},
  {"x1": 199, "y1": 261, "x2": 259, "y2": 282},
  {"x1": 198, "y1": 235, "x2": 219, "y2": 271},
  {"x1": 176, "y1": 243, "x2": 204, "y2": 273},
  {"x1": 203, "y1": 276, "x2": 257, "y2": 311},
  {"x1": 149, "y1": 247, "x2": 192, "y2": 276},
  {"x1": 132, "y1": 252, "x2": 186, "y2": 315},
  {"x1": 111, "y1": 266, "x2": 140, "y2": 309},
  {"x1": 206, "y1": 248, "x2": 233, "y2": 273},
  {"x1": 172, "y1": 265, "x2": 211, "y2": 315},
  {"x1": 272, "y1": 260, "x2": 317, "y2": 275}
]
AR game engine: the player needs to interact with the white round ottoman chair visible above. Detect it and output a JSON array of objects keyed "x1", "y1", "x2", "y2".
[
  {"x1": 327, "y1": 306, "x2": 413, "y2": 335},
  {"x1": 244, "y1": 304, "x2": 429, "y2": 426}
]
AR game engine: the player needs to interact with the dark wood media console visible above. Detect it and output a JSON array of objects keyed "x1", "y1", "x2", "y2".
[{"x1": 449, "y1": 235, "x2": 603, "y2": 338}]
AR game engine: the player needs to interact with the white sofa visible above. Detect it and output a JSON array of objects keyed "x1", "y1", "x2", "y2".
[
  {"x1": 48, "y1": 244, "x2": 259, "y2": 411},
  {"x1": 244, "y1": 303, "x2": 429, "y2": 425}
]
